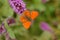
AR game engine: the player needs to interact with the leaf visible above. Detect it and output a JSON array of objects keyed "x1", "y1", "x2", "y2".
[
  {"x1": 1, "y1": 0, "x2": 13, "y2": 17},
  {"x1": 35, "y1": 4, "x2": 46, "y2": 12},
  {"x1": 39, "y1": 31, "x2": 51, "y2": 40},
  {"x1": 33, "y1": 0, "x2": 42, "y2": 3},
  {"x1": 48, "y1": 5, "x2": 55, "y2": 12}
]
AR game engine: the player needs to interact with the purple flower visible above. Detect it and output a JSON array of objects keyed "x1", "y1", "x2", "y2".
[
  {"x1": 5, "y1": 33, "x2": 11, "y2": 40},
  {"x1": 7, "y1": 18, "x2": 16, "y2": 25},
  {"x1": 5, "y1": 32, "x2": 16, "y2": 40},
  {"x1": 9, "y1": 0, "x2": 26, "y2": 14},
  {"x1": 42, "y1": 0, "x2": 47, "y2": 3},
  {"x1": 39, "y1": 22, "x2": 53, "y2": 33},
  {"x1": 0, "y1": 23, "x2": 6, "y2": 34},
  {"x1": 42, "y1": 0, "x2": 49, "y2": 3}
]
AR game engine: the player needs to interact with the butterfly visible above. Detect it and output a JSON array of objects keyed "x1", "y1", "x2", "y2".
[{"x1": 20, "y1": 10, "x2": 39, "y2": 29}]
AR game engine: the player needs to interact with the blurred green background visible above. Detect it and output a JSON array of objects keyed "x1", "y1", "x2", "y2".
[{"x1": 0, "y1": 0, "x2": 60, "y2": 40}]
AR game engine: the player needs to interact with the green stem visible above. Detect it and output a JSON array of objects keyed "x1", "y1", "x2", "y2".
[{"x1": 4, "y1": 20, "x2": 16, "y2": 39}]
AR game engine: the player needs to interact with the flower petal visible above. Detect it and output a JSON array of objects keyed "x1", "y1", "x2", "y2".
[
  {"x1": 9, "y1": 0, "x2": 26, "y2": 14},
  {"x1": 40, "y1": 22, "x2": 53, "y2": 32}
]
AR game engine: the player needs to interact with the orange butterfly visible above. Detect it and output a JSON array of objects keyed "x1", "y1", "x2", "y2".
[{"x1": 20, "y1": 10, "x2": 39, "y2": 29}]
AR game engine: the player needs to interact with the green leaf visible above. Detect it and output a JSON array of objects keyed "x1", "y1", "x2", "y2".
[
  {"x1": 33, "y1": 0, "x2": 42, "y2": 3},
  {"x1": 48, "y1": 5, "x2": 55, "y2": 12},
  {"x1": 35, "y1": 4, "x2": 46, "y2": 12},
  {"x1": 1, "y1": 0, "x2": 13, "y2": 17},
  {"x1": 39, "y1": 31, "x2": 51, "y2": 40}
]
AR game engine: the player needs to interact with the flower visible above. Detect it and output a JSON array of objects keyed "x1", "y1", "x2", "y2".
[
  {"x1": 5, "y1": 32, "x2": 16, "y2": 40},
  {"x1": 39, "y1": 22, "x2": 53, "y2": 33},
  {"x1": 42, "y1": 0, "x2": 49, "y2": 3},
  {"x1": 9, "y1": 0, "x2": 26, "y2": 14},
  {"x1": 0, "y1": 23, "x2": 6, "y2": 34},
  {"x1": 5, "y1": 33, "x2": 11, "y2": 40},
  {"x1": 7, "y1": 18, "x2": 16, "y2": 25}
]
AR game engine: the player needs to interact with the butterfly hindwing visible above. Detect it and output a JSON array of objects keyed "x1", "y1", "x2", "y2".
[{"x1": 23, "y1": 21, "x2": 31, "y2": 29}]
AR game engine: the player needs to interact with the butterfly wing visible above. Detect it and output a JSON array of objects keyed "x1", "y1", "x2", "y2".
[
  {"x1": 23, "y1": 21, "x2": 31, "y2": 29},
  {"x1": 31, "y1": 11, "x2": 39, "y2": 20},
  {"x1": 23, "y1": 10, "x2": 31, "y2": 18},
  {"x1": 20, "y1": 10, "x2": 31, "y2": 29},
  {"x1": 20, "y1": 15, "x2": 27, "y2": 23}
]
